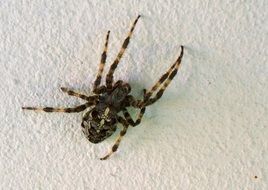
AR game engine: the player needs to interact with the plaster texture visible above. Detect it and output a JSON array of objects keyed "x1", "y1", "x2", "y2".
[{"x1": 0, "y1": 0, "x2": 267, "y2": 189}]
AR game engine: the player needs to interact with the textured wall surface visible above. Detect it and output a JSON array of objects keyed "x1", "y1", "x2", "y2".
[{"x1": 0, "y1": 0, "x2": 267, "y2": 189}]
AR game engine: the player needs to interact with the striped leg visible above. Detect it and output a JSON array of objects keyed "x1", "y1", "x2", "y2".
[
  {"x1": 100, "y1": 117, "x2": 129, "y2": 160},
  {"x1": 125, "y1": 88, "x2": 146, "y2": 108},
  {"x1": 22, "y1": 102, "x2": 94, "y2": 113},
  {"x1": 106, "y1": 15, "x2": 141, "y2": 89},
  {"x1": 142, "y1": 46, "x2": 184, "y2": 106},
  {"x1": 122, "y1": 108, "x2": 146, "y2": 127},
  {"x1": 93, "y1": 85, "x2": 107, "y2": 94},
  {"x1": 93, "y1": 31, "x2": 110, "y2": 93},
  {"x1": 60, "y1": 87, "x2": 91, "y2": 101}
]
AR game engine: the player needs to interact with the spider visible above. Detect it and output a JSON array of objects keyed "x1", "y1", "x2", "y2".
[{"x1": 22, "y1": 15, "x2": 184, "y2": 160}]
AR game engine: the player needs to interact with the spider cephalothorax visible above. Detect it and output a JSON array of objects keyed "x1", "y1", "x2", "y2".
[{"x1": 22, "y1": 15, "x2": 184, "y2": 160}]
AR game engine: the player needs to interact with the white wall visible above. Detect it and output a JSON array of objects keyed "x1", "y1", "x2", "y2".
[{"x1": 0, "y1": 0, "x2": 267, "y2": 189}]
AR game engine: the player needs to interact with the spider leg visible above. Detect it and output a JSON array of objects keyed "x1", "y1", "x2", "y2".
[
  {"x1": 122, "y1": 108, "x2": 146, "y2": 127},
  {"x1": 93, "y1": 31, "x2": 110, "y2": 93},
  {"x1": 106, "y1": 15, "x2": 141, "y2": 89},
  {"x1": 100, "y1": 117, "x2": 129, "y2": 160},
  {"x1": 93, "y1": 85, "x2": 107, "y2": 94},
  {"x1": 142, "y1": 89, "x2": 146, "y2": 97},
  {"x1": 60, "y1": 87, "x2": 92, "y2": 101},
  {"x1": 142, "y1": 46, "x2": 184, "y2": 106},
  {"x1": 22, "y1": 102, "x2": 94, "y2": 113},
  {"x1": 125, "y1": 88, "x2": 146, "y2": 108}
]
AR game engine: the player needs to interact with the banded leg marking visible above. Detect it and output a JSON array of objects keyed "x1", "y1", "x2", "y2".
[
  {"x1": 100, "y1": 117, "x2": 129, "y2": 160},
  {"x1": 22, "y1": 102, "x2": 94, "y2": 113},
  {"x1": 106, "y1": 15, "x2": 141, "y2": 89},
  {"x1": 143, "y1": 46, "x2": 184, "y2": 106},
  {"x1": 93, "y1": 31, "x2": 110, "y2": 92},
  {"x1": 60, "y1": 87, "x2": 90, "y2": 101},
  {"x1": 123, "y1": 107, "x2": 146, "y2": 127}
]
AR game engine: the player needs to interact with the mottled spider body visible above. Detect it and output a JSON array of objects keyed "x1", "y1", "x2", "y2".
[
  {"x1": 22, "y1": 15, "x2": 184, "y2": 160},
  {"x1": 81, "y1": 81, "x2": 131, "y2": 143}
]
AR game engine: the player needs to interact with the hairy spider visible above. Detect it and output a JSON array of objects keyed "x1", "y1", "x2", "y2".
[{"x1": 22, "y1": 15, "x2": 184, "y2": 160}]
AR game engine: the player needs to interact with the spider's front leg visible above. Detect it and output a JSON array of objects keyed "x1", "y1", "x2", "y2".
[
  {"x1": 60, "y1": 87, "x2": 93, "y2": 101},
  {"x1": 100, "y1": 117, "x2": 129, "y2": 160},
  {"x1": 106, "y1": 15, "x2": 141, "y2": 90},
  {"x1": 93, "y1": 31, "x2": 110, "y2": 94},
  {"x1": 22, "y1": 96, "x2": 97, "y2": 113},
  {"x1": 22, "y1": 102, "x2": 94, "y2": 113}
]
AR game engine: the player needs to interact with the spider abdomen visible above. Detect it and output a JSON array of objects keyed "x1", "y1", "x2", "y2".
[
  {"x1": 82, "y1": 121, "x2": 117, "y2": 143},
  {"x1": 81, "y1": 92, "x2": 120, "y2": 143}
]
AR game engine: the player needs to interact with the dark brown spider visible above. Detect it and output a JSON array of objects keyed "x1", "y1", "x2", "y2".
[{"x1": 22, "y1": 15, "x2": 184, "y2": 160}]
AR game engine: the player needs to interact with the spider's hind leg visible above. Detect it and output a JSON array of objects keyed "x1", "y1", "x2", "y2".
[
  {"x1": 106, "y1": 15, "x2": 141, "y2": 90},
  {"x1": 100, "y1": 117, "x2": 129, "y2": 160},
  {"x1": 142, "y1": 46, "x2": 184, "y2": 106}
]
